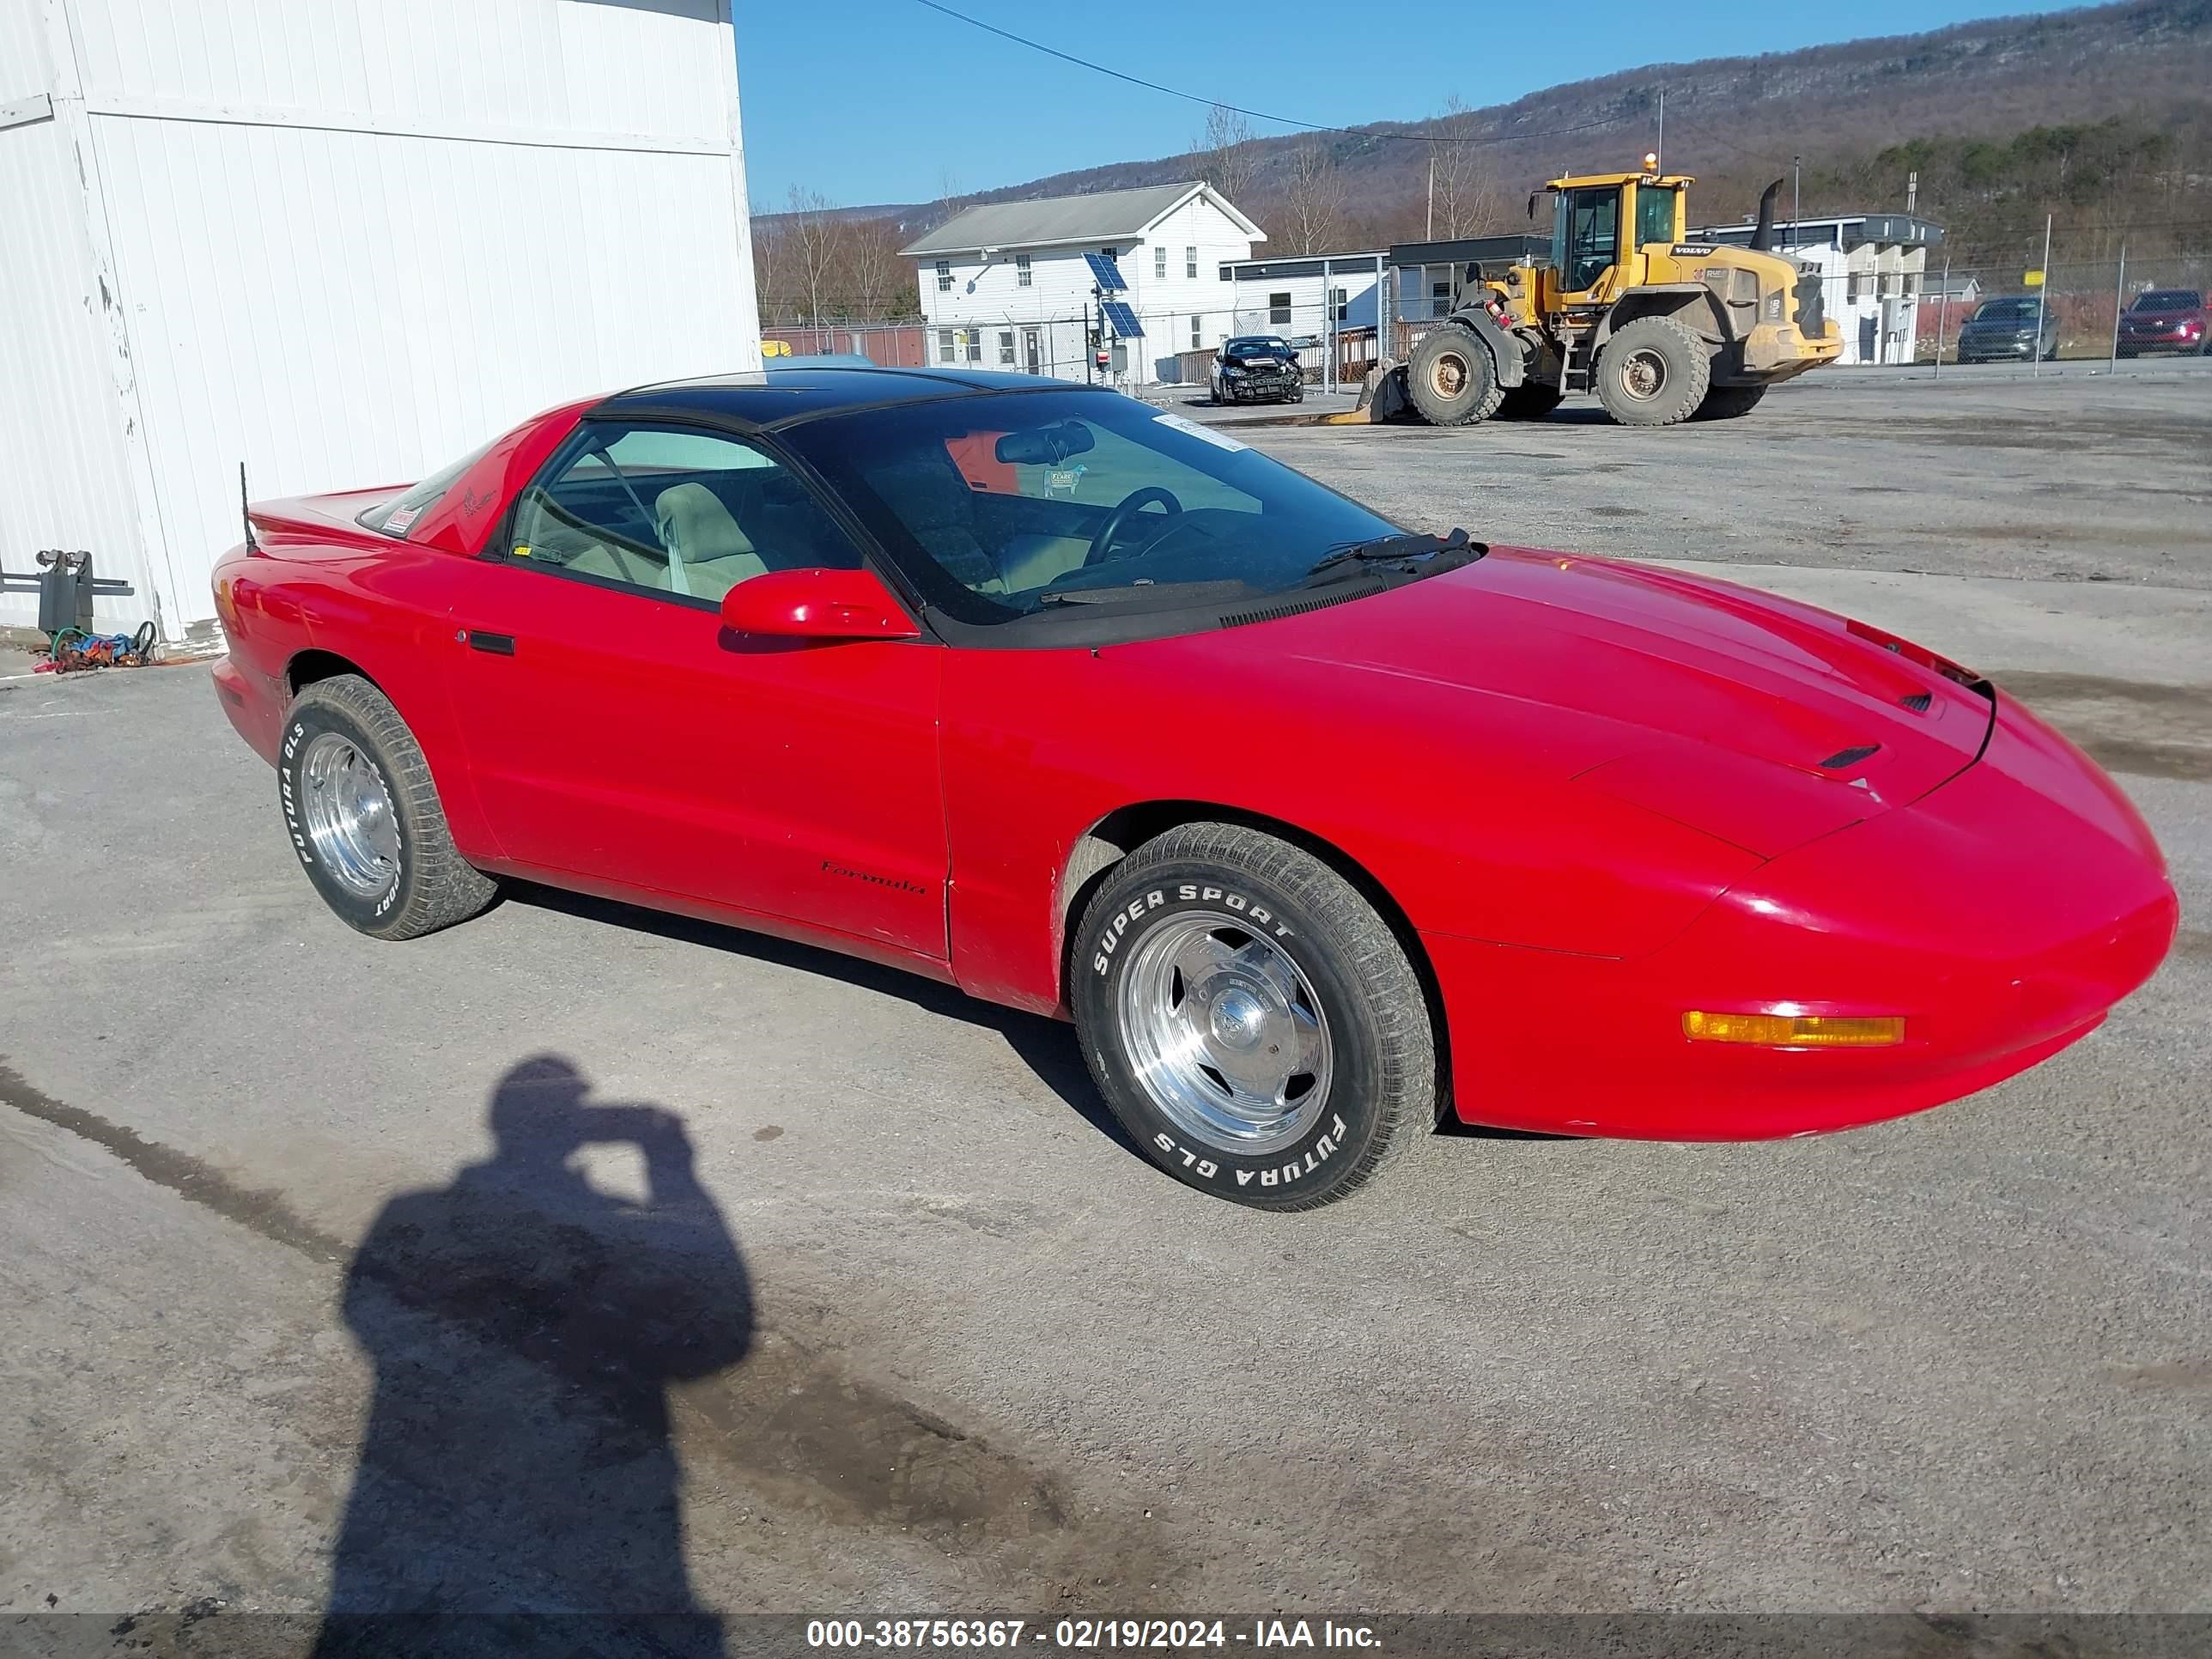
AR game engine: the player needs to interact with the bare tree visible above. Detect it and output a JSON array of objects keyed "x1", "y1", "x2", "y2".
[
  {"x1": 785, "y1": 185, "x2": 847, "y2": 324},
  {"x1": 1281, "y1": 138, "x2": 1346, "y2": 255},
  {"x1": 750, "y1": 216, "x2": 786, "y2": 325},
  {"x1": 1200, "y1": 104, "x2": 1261, "y2": 210},
  {"x1": 1430, "y1": 95, "x2": 1504, "y2": 240},
  {"x1": 846, "y1": 216, "x2": 904, "y2": 320}
]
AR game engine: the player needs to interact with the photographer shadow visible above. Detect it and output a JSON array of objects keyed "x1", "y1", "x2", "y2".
[{"x1": 313, "y1": 1056, "x2": 750, "y2": 1659}]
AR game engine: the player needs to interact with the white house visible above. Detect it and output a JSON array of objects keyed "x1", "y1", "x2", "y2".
[
  {"x1": 1693, "y1": 213, "x2": 1942, "y2": 367},
  {"x1": 901, "y1": 181, "x2": 1264, "y2": 388},
  {"x1": 0, "y1": 0, "x2": 760, "y2": 641}
]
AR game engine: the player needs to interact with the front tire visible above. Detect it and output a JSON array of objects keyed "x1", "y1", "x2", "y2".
[
  {"x1": 279, "y1": 674, "x2": 495, "y2": 940},
  {"x1": 1407, "y1": 324, "x2": 1504, "y2": 426},
  {"x1": 1073, "y1": 823, "x2": 1436, "y2": 1211},
  {"x1": 1596, "y1": 316, "x2": 1711, "y2": 427}
]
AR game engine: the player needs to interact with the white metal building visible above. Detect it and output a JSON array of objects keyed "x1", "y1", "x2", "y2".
[
  {"x1": 1222, "y1": 253, "x2": 1383, "y2": 340},
  {"x1": 901, "y1": 182, "x2": 1264, "y2": 389},
  {"x1": 1694, "y1": 213, "x2": 1942, "y2": 367},
  {"x1": 0, "y1": 0, "x2": 761, "y2": 641}
]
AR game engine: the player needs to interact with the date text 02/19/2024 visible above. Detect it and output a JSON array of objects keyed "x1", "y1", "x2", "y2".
[{"x1": 804, "y1": 1619, "x2": 1382, "y2": 1650}]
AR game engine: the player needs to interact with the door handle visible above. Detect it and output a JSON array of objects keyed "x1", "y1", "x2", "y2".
[{"x1": 464, "y1": 630, "x2": 515, "y2": 656}]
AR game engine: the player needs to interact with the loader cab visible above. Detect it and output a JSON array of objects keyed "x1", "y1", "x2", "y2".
[{"x1": 1544, "y1": 167, "x2": 1690, "y2": 308}]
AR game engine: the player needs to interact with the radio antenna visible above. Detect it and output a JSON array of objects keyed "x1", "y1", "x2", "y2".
[{"x1": 240, "y1": 461, "x2": 258, "y2": 552}]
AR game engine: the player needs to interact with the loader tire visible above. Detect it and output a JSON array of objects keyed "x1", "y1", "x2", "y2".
[
  {"x1": 1407, "y1": 325, "x2": 1503, "y2": 427},
  {"x1": 1595, "y1": 317, "x2": 1710, "y2": 428},
  {"x1": 1691, "y1": 385, "x2": 1766, "y2": 421}
]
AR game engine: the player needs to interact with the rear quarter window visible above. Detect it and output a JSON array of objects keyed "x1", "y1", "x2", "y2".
[{"x1": 358, "y1": 439, "x2": 499, "y2": 538}]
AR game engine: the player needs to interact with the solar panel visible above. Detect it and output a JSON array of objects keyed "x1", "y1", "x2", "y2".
[
  {"x1": 1100, "y1": 299, "x2": 1144, "y2": 338},
  {"x1": 1084, "y1": 252, "x2": 1128, "y2": 292}
]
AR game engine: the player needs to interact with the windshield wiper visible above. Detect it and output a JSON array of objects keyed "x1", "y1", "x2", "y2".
[
  {"x1": 1034, "y1": 578, "x2": 1259, "y2": 608},
  {"x1": 1304, "y1": 528, "x2": 1483, "y2": 580}
]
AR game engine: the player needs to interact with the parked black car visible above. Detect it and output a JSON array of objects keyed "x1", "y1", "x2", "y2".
[
  {"x1": 1210, "y1": 336, "x2": 1304, "y2": 404},
  {"x1": 2116, "y1": 289, "x2": 2208, "y2": 356},
  {"x1": 1954, "y1": 296, "x2": 2062, "y2": 364}
]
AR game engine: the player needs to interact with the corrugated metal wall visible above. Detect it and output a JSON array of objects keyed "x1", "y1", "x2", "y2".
[
  {"x1": 0, "y1": 0, "x2": 759, "y2": 638},
  {"x1": 0, "y1": 0, "x2": 147, "y2": 634}
]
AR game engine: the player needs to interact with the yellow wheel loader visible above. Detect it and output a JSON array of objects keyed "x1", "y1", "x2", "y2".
[{"x1": 1395, "y1": 164, "x2": 1842, "y2": 428}]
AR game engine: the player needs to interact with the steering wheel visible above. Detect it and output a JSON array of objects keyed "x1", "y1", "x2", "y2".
[{"x1": 1085, "y1": 487, "x2": 1182, "y2": 566}]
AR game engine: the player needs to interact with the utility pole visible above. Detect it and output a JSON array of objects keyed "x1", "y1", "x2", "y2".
[
  {"x1": 2033, "y1": 212, "x2": 2052, "y2": 377},
  {"x1": 1791, "y1": 156, "x2": 1802, "y2": 246},
  {"x1": 1934, "y1": 252, "x2": 1951, "y2": 379},
  {"x1": 1425, "y1": 154, "x2": 1434, "y2": 242},
  {"x1": 2110, "y1": 239, "x2": 2127, "y2": 370}
]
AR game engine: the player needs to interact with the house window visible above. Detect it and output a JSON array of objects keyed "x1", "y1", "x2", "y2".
[
  {"x1": 1269, "y1": 291, "x2": 1291, "y2": 325},
  {"x1": 1190, "y1": 314, "x2": 1203, "y2": 349},
  {"x1": 1100, "y1": 246, "x2": 1117, "y2": 260},
  {"x1": 1218, "y1": 264, "x2": 1233, "y2": 282},
  {"x1": 1332, "y1": 286, "x2": 1349, "y2": 323},
  {"x1": 1846, "y1": 272, "x2": 1866, "y2": 303},
  {"x1": 964, "y1": 332, "x2": 982, "y2": 362},
  {"x1": 1186, "y1": 246, "x2": 1197, "y2": 278},
  {"x1": 1431, "y1": 279, "x2": 1451, "y2": 318},
  {"x1": 935, "y1": 260, "x2": 951, "y2": 293},
  {"x1": 1155, "y1": 246, "x2": 1167, "y2": 280},
  {"x1": 998, "y1": 329, "x2": 1016, "y2": 366},
  {"x1": 1902, "y1": 271, "x2": 1920, "y2": 299},
  {"x1": 937, "y1": 328, "x2": 955, "y2": 364},
  {"x1": 1016, "y1": 253, "x2": 1031, "y2": 288}
]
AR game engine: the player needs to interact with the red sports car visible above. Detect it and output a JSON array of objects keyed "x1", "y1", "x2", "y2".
[{"x1": 210, "y1": 368, "x2": 2177, "y2": 1209}]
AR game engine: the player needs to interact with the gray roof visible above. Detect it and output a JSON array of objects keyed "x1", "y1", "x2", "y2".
[{"x1": 900, "y1": 181, "x2": 1261, "y2": 258}]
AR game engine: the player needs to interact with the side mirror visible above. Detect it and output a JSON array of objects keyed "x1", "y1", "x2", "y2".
[{"x1": 720, "y1": 567, "x2": 920, "y2": 642}]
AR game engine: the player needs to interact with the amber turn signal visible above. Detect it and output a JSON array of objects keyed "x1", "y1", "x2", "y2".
[{"x1": 1682, "y1": 1012, "x2": 1905, "y2": 1048}]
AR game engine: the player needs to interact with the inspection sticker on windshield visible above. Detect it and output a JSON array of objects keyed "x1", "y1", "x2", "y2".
[{"x1": 1154, "y1": 411, "x2": 1249, "y2": 452}]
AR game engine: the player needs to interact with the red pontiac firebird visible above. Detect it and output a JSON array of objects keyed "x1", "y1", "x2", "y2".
[{"x1": 210, "y1": 368, "x2": 2177, "y2": 1210}]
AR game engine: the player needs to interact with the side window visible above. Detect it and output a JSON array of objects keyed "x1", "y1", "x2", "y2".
[
  {"x1": 1565, "y1": 188, "x2": 1619, "y2": 291},
  {"x1": 508, "y1": 423, "x2": 860, "y2": 605}
]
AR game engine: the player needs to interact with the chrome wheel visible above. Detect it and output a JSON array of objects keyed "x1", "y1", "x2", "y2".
[
  {"x1": 1117, "y1": 911, "x2": 1333, "y2": 1156},
  {"x1": 1619, "y1": 347, "x2": 1668, "y2": 401},
  {"x1": 299, "y1": 732, "x2": 400, "y2": 898}
]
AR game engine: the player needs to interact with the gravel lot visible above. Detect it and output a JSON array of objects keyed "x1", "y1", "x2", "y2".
[{"x1": 1, "y1": 372, "x2": 2206, "y2": 1646}]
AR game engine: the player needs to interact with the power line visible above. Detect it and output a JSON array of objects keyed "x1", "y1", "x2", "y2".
[{"x1": 910, "y1": 0, "x2": 1633, "y2": 150}]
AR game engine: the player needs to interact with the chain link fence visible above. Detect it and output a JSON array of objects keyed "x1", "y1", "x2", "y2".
[{"x1": 767, "y1": 235, "x2": 2207, "y2": 393}]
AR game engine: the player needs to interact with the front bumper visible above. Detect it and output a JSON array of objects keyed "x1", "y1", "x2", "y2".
[
  {"x1": 1957, "y1": 335, "x2": 2042, "y2": 360},
  {"x1": 1425, "y1": 691, "x2": 2177, "y2": 1139}
]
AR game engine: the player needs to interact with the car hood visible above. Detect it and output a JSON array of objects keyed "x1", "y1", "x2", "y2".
[{"x1": 1170, "y1": 550, "x2": 1995, "y2": 858}]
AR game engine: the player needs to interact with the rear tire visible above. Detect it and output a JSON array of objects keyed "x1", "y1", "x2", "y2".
[
  {"x1": 1596, "y1": 316, "x2": 1711, "y2": 427},
  {"x1": 1495, "y1": 381, "x2": 1564, "y2": 421},
  {"x1": 1407, "y1": 324, "x2": 1504, "y2": 427},
  {"x1": 279, "y1": 674, "x2": 496, "y2": 940},
  {"x1": 1691, "y1": 384, "x2": 1767, "y2": 421},
  {"x1": 1073, "y1": 823, "x2": 1435, "y2": 1211}
]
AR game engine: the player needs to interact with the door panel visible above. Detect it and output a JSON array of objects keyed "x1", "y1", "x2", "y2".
[{"x1": 445, "y1": 562, "x2": 947, "y2": 957}]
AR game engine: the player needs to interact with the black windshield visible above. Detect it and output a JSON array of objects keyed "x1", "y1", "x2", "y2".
[{"x1": 781, "y1": 389, "x2": 1401, "y2": 641}]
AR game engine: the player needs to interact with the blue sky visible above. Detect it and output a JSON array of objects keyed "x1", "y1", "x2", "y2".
[{"x1": 736, "y1": 0, "x2": 2085, "y2": 208}]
